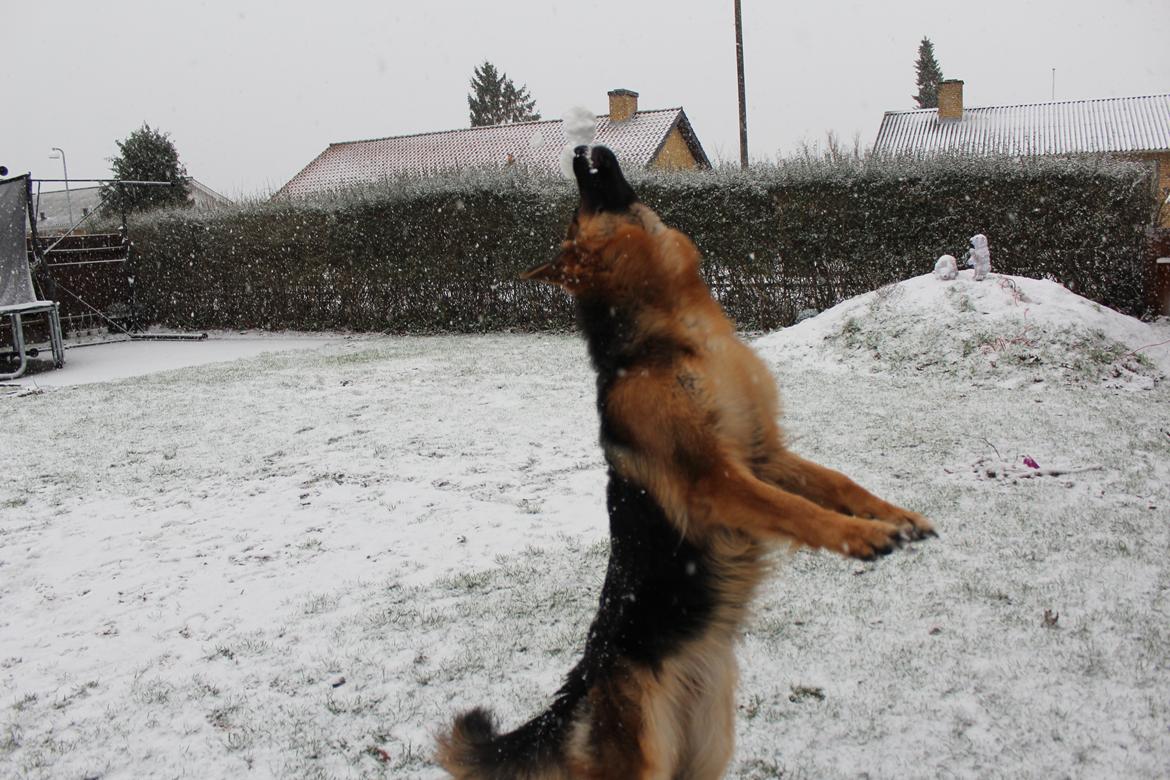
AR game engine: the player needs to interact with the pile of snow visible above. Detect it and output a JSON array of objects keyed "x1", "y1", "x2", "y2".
[{"x1": 757, "y1": 271, "x2": 1169, "y2": 389}]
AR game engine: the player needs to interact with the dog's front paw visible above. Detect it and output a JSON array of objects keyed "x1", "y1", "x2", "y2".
[
  {"x1": 826, "y1": 516, "x2": 904, "y2": 561},
  {"x1": 870, "y1": 504, "x2": 936, "y2": 541}
]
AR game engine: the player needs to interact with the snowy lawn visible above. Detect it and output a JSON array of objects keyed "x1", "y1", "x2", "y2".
[
  {"x1": 2, "y1": 273, "x2": 1169, "y2": 778},
  {"x1": 8, "y1": 333, "x2": 343, "y2": 389}
]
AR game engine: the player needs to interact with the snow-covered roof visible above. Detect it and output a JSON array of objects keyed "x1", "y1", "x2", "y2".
[
  {"x1": 28, "y1": 186, "x2": 104, "y2": 232},
  {"x1": 276, "y1": 108, "x2": 710, "y2": 198},
  {"x1": 28, "y1": 179, "x2": 231, "y2": 232},
  {"x1": 873, "y1": 94, "x2": 1170, "y2": 157},
  {"x1": 188, "y1": 179, "x2": 232, "y2": 209}
]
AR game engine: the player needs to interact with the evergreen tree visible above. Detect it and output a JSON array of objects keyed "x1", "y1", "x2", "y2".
[
  {"x1": 467, "y1": 61, "x2": 541, "y2": 126},
  {"x1": 101, "y1": 123, "x2": 190, "y2": 216},
  {"x1": 913, "y1": 37, "x2": 945, "y2": 109}
]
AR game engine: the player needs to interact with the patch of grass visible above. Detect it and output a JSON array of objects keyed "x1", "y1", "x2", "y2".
[
  {"x1": 132, "y1": 677, "x2": 174, "y2": 706},
  {"x1": 739, "y1": 757, "x2": 796, "y2": 779},
  {"x1": 205, "y1": 644, "x2": 236, "y2": 662},
  {"x1": 0, "y1": 722, "x2": 21, "y2": 753},
  {"x1": 837, "y1": 315, "x2": 882, "y2": 352},
  {"x1": 300, "y1": 592, "x2": 339, "y2": 615},
  {"x1": 228, "y1": 633, "x2": 273, "y2": 657},
  {"x1": 224, "y1": 727, "x2": 255, "y2": 752},
  {"x1": 1066, "y1": 330, "x2": 1127, "y2": 370},
  {"x1": 839, "y1": 317, "x2": 861, "y2": 341},
  {"x1": 389, "y1": 741, "x2": 430, "y2": 771},
  {"x1": 320, "y1": 349, "x2": 386, "y2": 366},
  {"x1": 207, "y1": 699, "x2": 246, "y2": 730},
  {"x1": 740, "y1": 693, "x2": 766, "y2": 720},
  {"x1": 13, "y1": 732, "x2": 75, "y2": 770},
  {"x1": 946, "y1": 286, "x2": 976, "y2": 313},
  {"x1": 12, "y1": 693, "x2": 37, "y2": 712},
  {"x1": 189, "y1": 675, "x2": 222, "y2": 700},
  {"x1": 53, "y1": 681, "x2": 99, "y2": 710},
  {"x1": 436, "y1": 569, "x2": 494, "y2": 592},
  {"x1": 788, "y1": 685, "x2": 826, "y2": 703}
]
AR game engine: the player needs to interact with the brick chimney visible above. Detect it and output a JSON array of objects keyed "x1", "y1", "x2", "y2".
[
  {"x1": 938, "y1": 79, "x2": 964, "y2": 120},
  {"x1": 608, "y1": 89, "x2": 639, "y2": 122}
]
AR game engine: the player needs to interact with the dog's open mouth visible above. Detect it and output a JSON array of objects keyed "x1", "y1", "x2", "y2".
[{"x1": 576, "y1": 145, "x2": 598, "y2": 174}]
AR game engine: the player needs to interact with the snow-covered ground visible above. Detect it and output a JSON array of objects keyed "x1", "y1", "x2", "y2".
[
  {"x1": 2, "y1": 273, "x2": 1168, "y2": 779},
  {"x1": 9, "y1": 332, "x2": 343, "y2": 389}
]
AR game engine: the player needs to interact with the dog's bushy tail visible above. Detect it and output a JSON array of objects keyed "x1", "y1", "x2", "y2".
[
  {"x1": 435, "y1": 707, "x2": 500, "y2": 778},
  {"x1": 436, "y1": 703, "x2": 574, "y2": 779}
]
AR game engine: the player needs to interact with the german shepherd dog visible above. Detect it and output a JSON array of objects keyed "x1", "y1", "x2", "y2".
[{"x1": 436, "y1": 146, "x2": 934, "y2": 779}]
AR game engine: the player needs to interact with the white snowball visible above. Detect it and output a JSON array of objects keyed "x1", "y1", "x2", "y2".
[
  {"x1": 563, "y1": 105, "x2": 596, "y2": 147},
  {"x1": 559, "y1": 106, "x2": 597, "y2": 179}
]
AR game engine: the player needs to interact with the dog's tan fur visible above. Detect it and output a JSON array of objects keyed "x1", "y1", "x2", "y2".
[
  {"x1": 436, "y1": 155, "x2": 932, "y2": 779},
  {"x1": 533, "y1": 202, "x2": 932, "y2": 554}
]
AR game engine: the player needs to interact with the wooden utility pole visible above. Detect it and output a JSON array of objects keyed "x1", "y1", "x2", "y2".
[{"x1": 734, "y1": 0, "x2": 748, "y2": 168}]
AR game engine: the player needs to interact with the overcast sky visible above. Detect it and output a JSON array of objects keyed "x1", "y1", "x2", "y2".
[{"x1": 6, "y1": 0, "x2": 1167, "y2": 199}]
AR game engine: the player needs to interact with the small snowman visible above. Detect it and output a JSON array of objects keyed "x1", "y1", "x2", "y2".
[
  {"x1": 966, "y1": 234, "x2": 991, "y2": 281},
  {"x1": 933, "y1": 254, "x2": 958, "y2": 280}
]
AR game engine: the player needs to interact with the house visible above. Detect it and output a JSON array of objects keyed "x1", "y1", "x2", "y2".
[
  {"x1": 276, "y1": 89, "x2": 711, "y2": 198},
  {"x1": 187, "y1": 179, "x2": 233, "y2": 210},
  {"x1": 29, "y1": 178, "x2": 232, "y2": 233},
  {"x1": 873, "y1": 80, "x2": 1170, "y2": 224},
  {"x1": 29, "y1": 187, "x2": 104, "y2": 233}
]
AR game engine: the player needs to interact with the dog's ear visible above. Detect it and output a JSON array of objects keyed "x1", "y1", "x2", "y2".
[
  {"x1": 520, "y1": 241, "x2": 584, "y2": 290},
  {"x1": 574, "y1": 145, "x2": 637, "y2": 215}
]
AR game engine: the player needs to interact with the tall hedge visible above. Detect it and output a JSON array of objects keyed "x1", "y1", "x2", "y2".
[{"x1": 129, "y1": 155, "x2": 1155, "y2": 333}]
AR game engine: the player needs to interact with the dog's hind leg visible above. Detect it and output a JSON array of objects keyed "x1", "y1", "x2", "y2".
[
  {"x1": 673, "y1": 639, "x2": 738, "y2": 780},
  {"x1": 624, "y1": 639, "x2": 737, "y2": 780},
  {"x1": 756, "y1": 450, "x2": 934, "y2": 539}
]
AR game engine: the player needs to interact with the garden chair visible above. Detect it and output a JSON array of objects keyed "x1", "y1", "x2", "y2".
[{"x1": 1, "y1": 174, "x2": 64, "y2": 380}]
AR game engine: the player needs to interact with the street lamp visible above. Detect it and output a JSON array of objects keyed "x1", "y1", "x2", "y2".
[{"x1": 48, "y1": 147, "x2": 74, "y2": 226}]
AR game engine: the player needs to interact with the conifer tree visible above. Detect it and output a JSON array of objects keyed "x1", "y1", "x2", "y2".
[
  {"x1": 468, "y1": 61, "x2": 541, "y2": 126},
  {"x1": 913, "y1": 37, "x2": 945, "y2": 109},
  {"x1": 101, "y1": 123, "x2": 190, "y2": 215}
]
